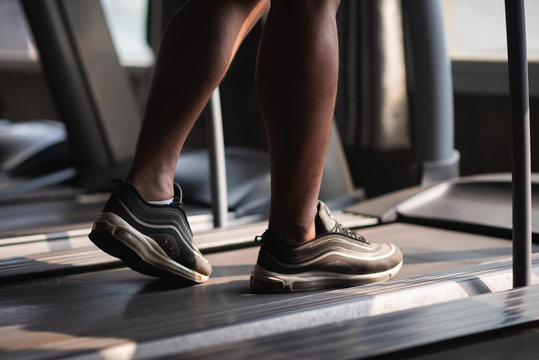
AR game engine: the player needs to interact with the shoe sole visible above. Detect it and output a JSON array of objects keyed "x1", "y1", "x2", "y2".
[
  {"x1": 89, "y1": 213, "x2": 209, "y2": 284},
  {"x1": 250, "y1": 261, "x2": 403, "y2": 293}
]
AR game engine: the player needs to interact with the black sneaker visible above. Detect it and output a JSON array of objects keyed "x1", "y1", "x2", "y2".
[
  {"x1": 89, "y1": 180, "x2": 211, "y2": 284},
  {"x1": 250, "y1": 201, "x2": 403, "y2": 292}
]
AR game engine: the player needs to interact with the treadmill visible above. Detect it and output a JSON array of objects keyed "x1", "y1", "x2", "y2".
[{"x1": 1, "y1": 0, "x2": 539, "y2": 359}]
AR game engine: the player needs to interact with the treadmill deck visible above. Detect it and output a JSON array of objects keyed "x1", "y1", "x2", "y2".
[{"x1": 2, "y1": 222, "x2": 538, "y2": 359}]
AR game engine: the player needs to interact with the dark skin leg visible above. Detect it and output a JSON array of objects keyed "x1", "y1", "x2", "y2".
[
  {"x1": 128, "y1": 0, "x2": 269, "y2": 201},
  {"x1": 128, "y1": 0, "x2": 341, "y2": 244},
  {"x1": 257, "y1": 0, "x2": 341, "y2": 243}
]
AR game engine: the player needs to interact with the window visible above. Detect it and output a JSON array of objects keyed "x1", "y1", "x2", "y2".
[
  {"x1": 442, "y1": 0, "x2": 539, "y2": 61},
  {"x1": 100, "y1": 0, "x2": 154, "y2": 67},
  {"x1": 441, "y1": 0, "x2": 539, "y2": 95},
  {"x1": 0, "y1": 0, "x2": 37, "y2": 62},
  {"x1": 0, "y1": 0, "x2": 153, "y2": 67}
]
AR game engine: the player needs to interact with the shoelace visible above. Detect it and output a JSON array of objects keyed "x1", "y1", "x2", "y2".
[
  {"x1": 256, "y1": 226, "x2": 369, "y2": 245},
  {"x1": 333, "y1": 222, "x2": 369, "y2": 244}
]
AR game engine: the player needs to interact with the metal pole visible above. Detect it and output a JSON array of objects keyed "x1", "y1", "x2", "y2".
[
  {"x1": 208, "y1": 88, "x2": 229, "y2": 228},
  {"x1": 402, "y1": 0, "x2": 460, "y2": 185},
  {"x1": 505, "y1": 0, "x2": 532, "y2": 288}
]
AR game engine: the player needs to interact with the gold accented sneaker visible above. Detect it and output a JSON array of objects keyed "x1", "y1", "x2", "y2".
[
  {"x1": 250, "y1": 201, "x2": 402, "y2": 292},
  {"x1": 89, "y1": 180, "x2": 211, "y2": 284}
]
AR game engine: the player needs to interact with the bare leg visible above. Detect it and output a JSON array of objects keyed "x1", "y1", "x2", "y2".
[
  {"x1": 256, "y1": 0, "x2": 341, "y2": 243},
  {"x1": 91, "y1": 0, "x2": 404, "y2": 289},
  {"x1": 128, "y1": 0, "x2": 269, "y2": 201}
]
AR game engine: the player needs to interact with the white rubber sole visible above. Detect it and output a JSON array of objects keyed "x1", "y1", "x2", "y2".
[{"x1": 250, "y1": 261, "x2": 403, "y2": 292}]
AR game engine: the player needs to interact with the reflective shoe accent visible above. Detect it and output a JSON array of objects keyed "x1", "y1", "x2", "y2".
[
  {"x1": 250, "y1": 201, "x2": 403, "y2": 292},
  {"x1": 89, "y1": 180, "x2": 211, "y2": 284}
]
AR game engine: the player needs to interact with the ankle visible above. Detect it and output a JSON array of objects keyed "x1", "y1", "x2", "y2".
[
  {"x1": 126, "y1": 175, "x2": 174, "y2": 202},
  {"x1": 269, "y1": 223, "x2": 316, "y2": 245}
]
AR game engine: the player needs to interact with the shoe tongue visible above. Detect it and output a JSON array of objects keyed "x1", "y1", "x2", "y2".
[{"x1": 315, "y1": 201, "x2": 337, "y2": 235}]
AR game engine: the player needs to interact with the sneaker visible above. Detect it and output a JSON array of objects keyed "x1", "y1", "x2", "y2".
[
  {"x1": 250, "y1": 201, "x2": 403, "y2": 292},
  {"x1": 89, "y1": 180, "x2": 211, "y2": 284}
]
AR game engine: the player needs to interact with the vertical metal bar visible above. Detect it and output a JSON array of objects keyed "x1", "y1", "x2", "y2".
[
  {"x1": 403, "y1": 0, "x2": 454, "y2": 161},
  {"x1": 208, "y1": 88, "x2": 229, "y2": 228},
  {"x1": 505, "y1": 0, "x2": 532, "y2": 288},
  {"x1": 401, "y1": 0, "x2": 459, "y2": 185}
]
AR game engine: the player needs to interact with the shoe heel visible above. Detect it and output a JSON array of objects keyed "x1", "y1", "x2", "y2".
[
  {"x1": 250, "y1": 265, "x2": 294, "y2": 293},
  {"x1": 250, "y1": 275, "x2": 290, "y2": 293}
]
